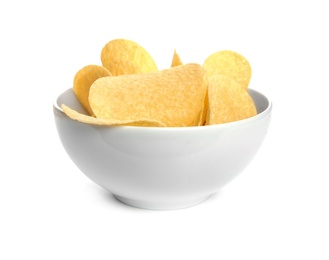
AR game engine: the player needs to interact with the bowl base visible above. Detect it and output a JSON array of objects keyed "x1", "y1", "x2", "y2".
[{"x1": 113, "y1": 194, "x2": 211, "y2": 210}]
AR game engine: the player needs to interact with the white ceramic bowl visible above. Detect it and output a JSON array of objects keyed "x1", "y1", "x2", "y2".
[{"x1": 53, "y1": 88, "x2": 272, "y2": 210}]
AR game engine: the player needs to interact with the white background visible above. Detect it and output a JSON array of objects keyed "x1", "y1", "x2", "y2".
[{"x1": 1, "y1": 1, "x2": 328, "y2": 259}]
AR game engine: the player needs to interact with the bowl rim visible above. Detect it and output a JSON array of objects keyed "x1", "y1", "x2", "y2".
[{"x1": 53, "y1": 87, "x2": 272, "y2": 130}]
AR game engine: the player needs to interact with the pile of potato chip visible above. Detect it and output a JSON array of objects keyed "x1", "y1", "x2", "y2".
[{"x1": 61, "y1": 39, "x2": 257, "y2": 127}]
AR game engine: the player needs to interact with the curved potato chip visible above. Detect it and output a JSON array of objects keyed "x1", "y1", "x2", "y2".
[
  {"x1": 105, "y1": 58, "x2": 141, "y2": 76},
  {"x1": 203, "y1": 50, "x2": 252, "y2": 89},
  {"x1": 61, "y1": 104, "x2": 166, "y2": 127},
  {"x1": 89, "y1": 63, "x2": 208, "y2": 127},
  {"x1": 171, "y1": 49, "x2": 183, "y2": 67},
  {"x1": 101, "y1": 39, "x2": 158, "y2": 76},
  {"x1": 73, "y1": 65, "x2": 111, "y2": 115},
  {"x1": 206, "y1": 74, "x2": 257, "y2": 125}
]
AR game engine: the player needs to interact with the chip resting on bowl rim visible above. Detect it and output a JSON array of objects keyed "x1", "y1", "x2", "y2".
[{"x1": 88, "y1": 63, "x2": 208, "y2": 127}]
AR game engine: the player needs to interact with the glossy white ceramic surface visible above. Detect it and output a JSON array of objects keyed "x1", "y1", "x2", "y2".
[{"x1": 53, "y1": 88, "x2": 272, "y2": 210}]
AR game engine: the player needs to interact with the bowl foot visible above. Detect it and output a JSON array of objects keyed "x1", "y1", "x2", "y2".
[{"x1": 113, "y1": 194, "x2": 211, "y2": 210}]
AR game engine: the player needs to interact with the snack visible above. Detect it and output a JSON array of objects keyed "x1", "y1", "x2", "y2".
[
  {"x1": 206, "y1": 74, "x2": 257, "y2": 125},
  {"x1": 61, "y1": 38, "x2": 257, "y2": 127},
  {"x1": 73, "y1": 65, "x2": 111, "y2": 116},
  {"x1": 171, "y1": 49, "x2": 183, "y2": 67},
  {"x1": 202, "y1": 50, "x2": 252, "y2": 89},
  {"x1": 89, "y1": 63, "x2": 208, "y2": 127},
  {"x1": 101, "y1": 39, "x2": 158, "y2": 76},
  {"x1": 61, "y1": 104, "x2": 165, "y2": 127}
]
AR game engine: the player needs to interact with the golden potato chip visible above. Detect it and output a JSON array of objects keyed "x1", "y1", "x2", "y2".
[
  {"x1": 203, "y1": 50, "x2": 252, "y2": 89},
  {"x1": 89, "y1": 63, "x2": 208, "y2": 127},
  {"x1": 171, "y1": 49, "x2": 183, "y2": 67},
  {"x1": 101, "y1": 39, "x2": 158, "y2": 76},
  {"x1": 73, "y1": 65, "x2": 111, "y2": 116},
  {"x1": 105, "y1": 59, "x2": 141, "y2": 76},
  {"x1": 61, "y1": 104, "x2": 166, "y2": 127},
  {"x1": 206, "y1": 74, "x2": 257, "y2": 125}
]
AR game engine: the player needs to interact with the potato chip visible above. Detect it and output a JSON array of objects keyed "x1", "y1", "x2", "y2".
[
  {"x1": 206, "y1": 74, "x2": 257, "y2": 125},
  {"x1": 171, "y1": 49, "x2": 183, "y2": 67},
  {"x1": 89, "y1": 63, "x2": 208, "y2": 127},
  {"x1": 105, "y1": 59, "x2": 140, "y2": 76},
  {"x1": 73, "y1": 65, "x2": 111, "y2": 116},
  {"x1": 101, "y1": 39, "x2": 158, "y2": 76},
  {"x1": 203, "y1": 50, "x2": 252, "y2": 89},
  {"x1": 61, "y1": 104, "x2": 166, "y2": 127}
]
